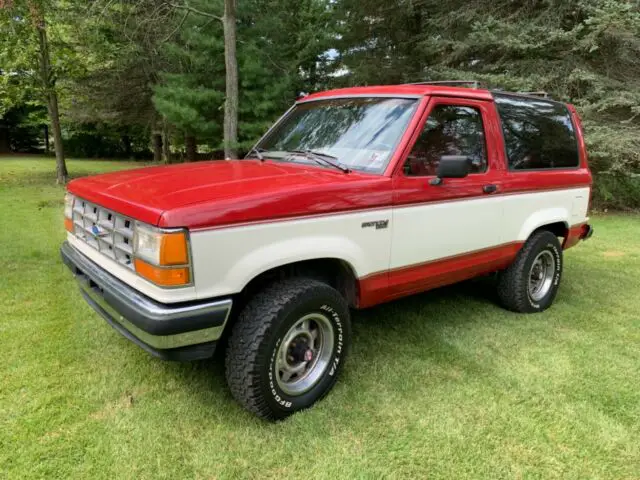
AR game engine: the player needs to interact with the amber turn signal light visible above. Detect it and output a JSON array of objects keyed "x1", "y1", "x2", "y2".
[
  {"x1": 159, "y1": 231, "x2": 189, "y2": 266},
  {"x1": 64, "y1": 217, "x2": 74, "y2": 233},
  {"x1": 134, "y1": 259, "x2": 190, "y2": 287}
]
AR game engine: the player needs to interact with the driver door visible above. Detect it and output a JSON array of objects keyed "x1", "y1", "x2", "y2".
[{"x1": 389, "y1": 96, "x2": 508, "y2": 297}]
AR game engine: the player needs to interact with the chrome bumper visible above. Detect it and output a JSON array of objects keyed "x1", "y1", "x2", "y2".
[{"x1": 61, "y1": 241, "x2": 232, "y2": 361}]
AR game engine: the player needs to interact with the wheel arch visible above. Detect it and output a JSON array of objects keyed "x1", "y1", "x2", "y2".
[
  {"x1": 236, "y1": 257, "x2": 360, "y2": 310},
  {"x1": 532, "y1": 221, "x2": 569, "y2": 239},
  {"x1": 518, "y1": 208, "x2": 570, "y2": 242}
]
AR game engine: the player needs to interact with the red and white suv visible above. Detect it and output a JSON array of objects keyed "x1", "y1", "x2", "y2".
[{"x1": 61, "y1": 83, "x2": 593, "y2": 420}]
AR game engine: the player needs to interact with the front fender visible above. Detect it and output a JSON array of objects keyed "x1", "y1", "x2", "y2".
[
  {"x1": 226, "y1": 235, "x2": 366, "y2": 293},
  {"x1": 189, "y1": 210, "x2": 392, "y2": 299}
]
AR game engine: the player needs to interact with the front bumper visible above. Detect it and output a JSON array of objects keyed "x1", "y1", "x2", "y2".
[{"x1": 61, "y1": 241, "x2": 232, "y2": 361}]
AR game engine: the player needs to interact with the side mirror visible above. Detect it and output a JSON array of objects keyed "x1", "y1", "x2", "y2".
[{"x1": 429, "y1": 156, "x2": 470, "y2": 185}]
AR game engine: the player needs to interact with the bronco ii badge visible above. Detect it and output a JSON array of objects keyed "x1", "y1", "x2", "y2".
[{"x1": 361, "y1": 220, "x2": 389, "y2": 230}]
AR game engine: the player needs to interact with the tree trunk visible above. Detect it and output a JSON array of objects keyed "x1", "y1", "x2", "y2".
[
  {"x1": 222, "y1": 0, "x2": 238, "y2": 159},
  {"x1": 185, "y1": 134, "x2": 197, "y2": 162},
  {"x1": 35, "y1": 12, "x2": 67, "y2": 184},
  {"x1": 46, "y1": 85, "x2": 67, "y2": 184},
  {"x1": 152, "y1": 132, "x2": 162, "y2": 163},
  {"x1": 44, "y1": 124, "x2": 49, "y2": 154},
  {"x1": 0, "y1": 127, "x2": 9, "y2": 153},
  {"x1": 162, "y1": 120, "x2": 171, "y2": 164},
  {"x1": 121, "y1": 134, "x2": 132, "y2": 159}
]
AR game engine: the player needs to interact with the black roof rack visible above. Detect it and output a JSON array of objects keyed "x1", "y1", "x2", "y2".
[
  {"x1": 405, "y1": 82, "x2": 557, "y2": 101},
  {"x1": 407, "y1": 80, "x2": 483, "y2": 89},
  {"x1": 517, "y1": 91, "x2": 550, "y2": 98}
]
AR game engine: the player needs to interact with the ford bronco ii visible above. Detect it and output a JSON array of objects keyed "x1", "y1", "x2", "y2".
[{"x1": 61, "y1": 83, "x2": 593, "y2": 420}]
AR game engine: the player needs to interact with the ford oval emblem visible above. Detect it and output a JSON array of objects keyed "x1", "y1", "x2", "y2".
[{"x1": 91, "y1": 224, "x2": 108, "y2": 237}]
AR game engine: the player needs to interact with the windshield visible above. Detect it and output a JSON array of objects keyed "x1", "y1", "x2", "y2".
[{"x1": 254, "y1": 97, "x2": 419, "y2": 173}]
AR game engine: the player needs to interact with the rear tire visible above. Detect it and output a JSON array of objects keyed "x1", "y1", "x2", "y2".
[
  {"x1": 225, "y1": 278, "x2": 351, "y2": 420},
  {"x1": 497, "y1": 230, "x2": 563, "y2": 313}
]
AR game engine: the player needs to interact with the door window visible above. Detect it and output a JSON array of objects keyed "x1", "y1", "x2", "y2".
[{"x1": 404, "y1": 105, "x2": 487, "y2": 177}]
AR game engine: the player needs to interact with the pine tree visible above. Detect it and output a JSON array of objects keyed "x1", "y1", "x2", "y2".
[{"x1": 335, "y1": 0, "x2": 640, "y2": 207}]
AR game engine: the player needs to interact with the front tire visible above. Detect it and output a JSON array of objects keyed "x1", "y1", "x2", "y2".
[
  {"x1": 225, "y1": 278, "x2": 351, "y2": 420},
  {"x1": 497, "y1": 230, "x2": 563, "y2": 313}
]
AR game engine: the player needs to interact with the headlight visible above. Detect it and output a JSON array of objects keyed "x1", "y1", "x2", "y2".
[
  {"x1": 134, "y1": 224, "x2": 191, "y2": 287},
  {"x1": 134, "y1": 226, "x2": 163, "y2": 265},
  {"x1": 64, "y1": 193, "x2": 75, "y2": 232}
]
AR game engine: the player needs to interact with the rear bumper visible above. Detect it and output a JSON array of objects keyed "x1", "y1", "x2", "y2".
[
  {"x1": 580, "y1": 224, "x2": 594, "y2": 241},
  {"x1": 564, "y1": 222, "x2": 594, "y2": 250},
  {"x1": 61, "y1": 241, "x2": 232, "y2": 361}
]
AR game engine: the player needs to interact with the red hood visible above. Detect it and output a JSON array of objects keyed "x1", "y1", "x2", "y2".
[{"x1": 68, "y1": 160, "x2": 392, "y2": 228}]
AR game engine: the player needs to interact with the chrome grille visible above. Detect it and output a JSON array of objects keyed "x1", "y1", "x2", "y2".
[{"x1": 71, "y1": 197, "x2": 135, "y2": 269}]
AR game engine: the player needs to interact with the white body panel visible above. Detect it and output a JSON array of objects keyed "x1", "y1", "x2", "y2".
[
  {"x1": 391, "y1": 186, "x2": 590, "y2": 269},
  {"x1": 70, "y1": 187, "x2": 589, "y2": 304},
  {"x1": 190, "y1": 210, "x2": 393, "y2": 300},
  {"x1": 191, "y1": 187, "x2": 589, "y2": 301},
  {"x1": 391, "y1": 196, "x2": 504, "y2": 269},
  {"x1": 505, "y1": 187, "x2": 590, "y2": 241}
]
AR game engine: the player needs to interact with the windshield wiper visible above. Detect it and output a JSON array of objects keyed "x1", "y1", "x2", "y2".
[
  {"x1": 287, "y1": 149, "x2": 350, "y2": 173},
  {"x1": 246, "y1": 146, "x2": 265, "y2": 161}
]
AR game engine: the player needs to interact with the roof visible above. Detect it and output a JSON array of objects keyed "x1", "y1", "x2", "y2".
[{"x1": 300, "y1": 84, "x2": 495, "y2": 102}]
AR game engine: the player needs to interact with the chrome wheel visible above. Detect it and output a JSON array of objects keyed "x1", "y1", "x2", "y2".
[
  {"x1": 528, "y1": 250, "x2": 556, "y2": 302},
  {"x1": 275, "y1": 313, "x2": 334, "y2": 396}
]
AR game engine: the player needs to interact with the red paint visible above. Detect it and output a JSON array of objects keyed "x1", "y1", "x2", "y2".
[
  {"x1": 567, "y1": 105, "x2": 590, "y2": 169},
  {"x1": 68, "y1": 160, "x2": 392, "y2": 228},
  {"x1": 67, "y1": 85, "x2": 592, "y2": 231},
  {"x1": 358, "y1": 242, "x2": 523, "y2": 308}
]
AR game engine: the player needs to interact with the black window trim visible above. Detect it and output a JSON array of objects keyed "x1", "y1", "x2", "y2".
[
  {"x1": 402, "y1": 100, "x2": 491, "y2": 178},
  {"x1": 493, "y1": 93, "x2": 582, "y2": 172}
]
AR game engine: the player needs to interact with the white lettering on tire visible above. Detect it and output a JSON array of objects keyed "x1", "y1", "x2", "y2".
[{"x1": 321, "y1": 304, "x2": 343, "y2": 376}]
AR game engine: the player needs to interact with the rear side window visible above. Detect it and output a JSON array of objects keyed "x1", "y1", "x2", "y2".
[{"x1": 495, "y1": 94, "x2": 580, "y2": 170}]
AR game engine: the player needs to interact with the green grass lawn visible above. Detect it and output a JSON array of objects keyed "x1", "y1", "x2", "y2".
[{"x1": 2, "y1": 157, "x2": 640, "y2": 479}]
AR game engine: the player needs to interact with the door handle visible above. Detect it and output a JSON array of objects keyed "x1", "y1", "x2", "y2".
[{"x1": 483, "y1": 184, "x2": 498, "y2": 194}]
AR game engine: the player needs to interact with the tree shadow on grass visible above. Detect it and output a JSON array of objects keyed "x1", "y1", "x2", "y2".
[{"x1": 351, "y1": 275, "x2": 502, "y2": 341}]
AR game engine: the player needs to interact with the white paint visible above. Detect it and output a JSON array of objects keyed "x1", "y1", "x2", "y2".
[
  {"x1": 189, "y1": 209, "x2": 393, "y2": 300},
  {"x1": 391, "y1": 196, "x2": 504, "y2": 269},
  {"x1": 69, "y1": 186, "x2": 590, "y2": 304},
  {"x1": 191, "y1": 187, "x2": 590, "y2": 300},
  {"x1": 505, "y1": 187, "x2": 590, "y2": 240}
]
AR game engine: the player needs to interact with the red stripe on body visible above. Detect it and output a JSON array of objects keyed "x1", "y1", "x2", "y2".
[{"x1": 357, "y1": 242, "x2": 524, "y2": 308}]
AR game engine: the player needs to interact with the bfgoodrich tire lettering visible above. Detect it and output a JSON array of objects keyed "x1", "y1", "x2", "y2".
[
  {"x1": 225, "y1": 278, "x2": 351, "y2": 420},
  {"x1": 497, "y1": 230, "x2": 563, "y2": 313}
]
